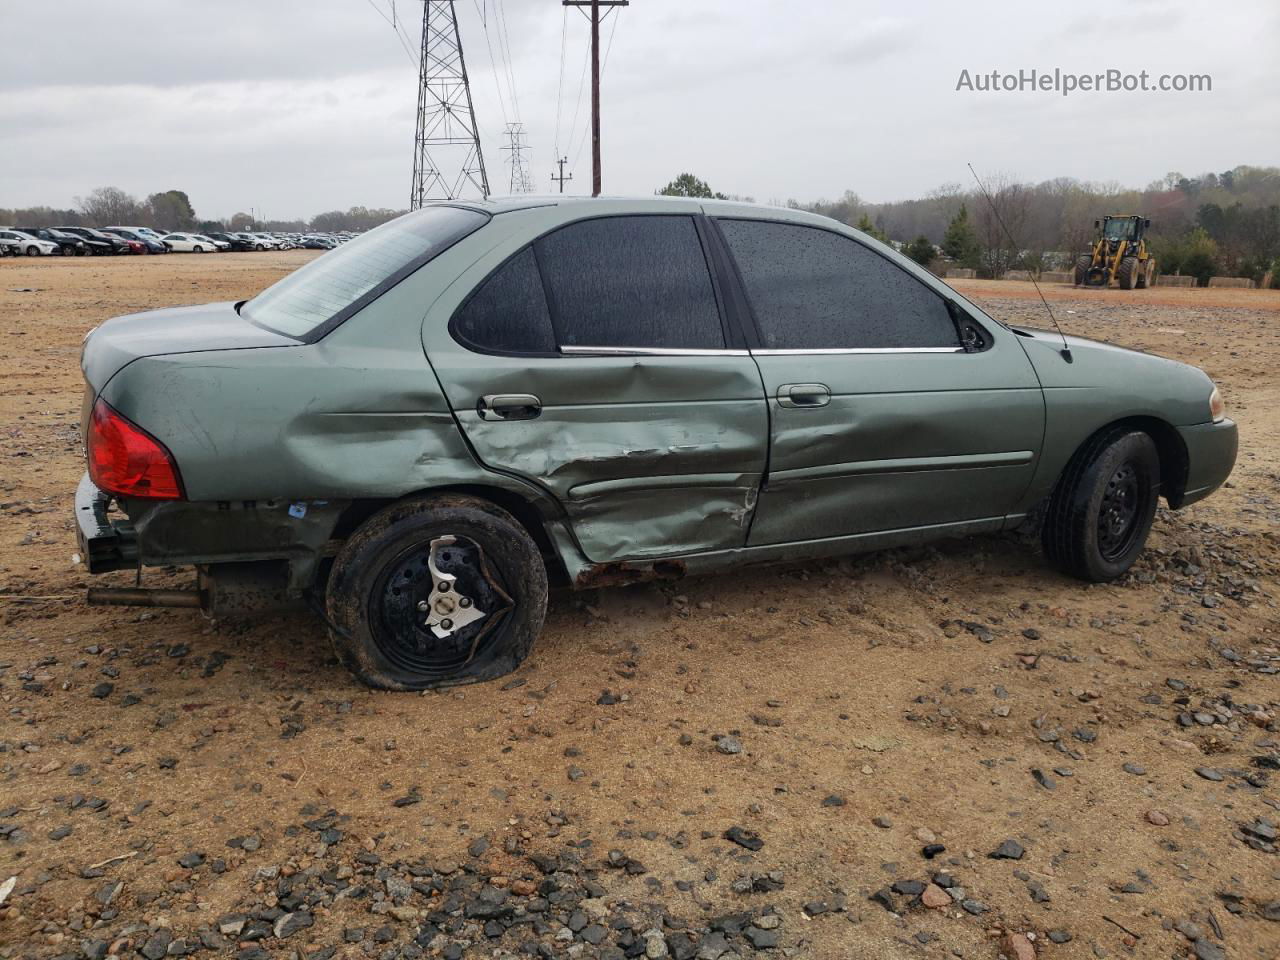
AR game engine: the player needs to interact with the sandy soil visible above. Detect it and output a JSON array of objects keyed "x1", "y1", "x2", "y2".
[{"x1": 0, "y1": 255, "x2": 1277, "y2": 960}]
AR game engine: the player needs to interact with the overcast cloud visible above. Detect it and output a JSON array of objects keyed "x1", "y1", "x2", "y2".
[{"x1": 2, "y1": 0, "x2": 1278, "y2": 220}]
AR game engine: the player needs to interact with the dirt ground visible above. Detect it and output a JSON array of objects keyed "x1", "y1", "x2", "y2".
[{"x1": 0, "y1": 254, "x2": 1277, "y2": 960}]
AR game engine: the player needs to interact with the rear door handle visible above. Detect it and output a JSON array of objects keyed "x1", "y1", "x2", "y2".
[
  {"x1": 478, "y1": 393, "x2": 541, "y2": 421},
  {"x1": 777, "y1": 383, "x2": 830, "y2": 408}
]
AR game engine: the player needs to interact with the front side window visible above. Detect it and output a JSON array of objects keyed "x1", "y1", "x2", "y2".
[
  {"x1": 717, "y1": 219, "x2": 959, "y2": 350},
  {"x1": 535, "y1": 215, "x2": 725, "y2": 349},
  {"x1": 243, "y1": 206, "x2": 488, "y2": 338}
]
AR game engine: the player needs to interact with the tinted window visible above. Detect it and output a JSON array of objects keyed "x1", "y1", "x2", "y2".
[
  {"x1": 535, "y1": 216, "x2": 724, "y2": 349},
  {"x1": 718, "y1": 220, "x2": 959, "y2": 350},
  {"x1": 453, "y1": 248, "x2": 556, "y2": 354}
]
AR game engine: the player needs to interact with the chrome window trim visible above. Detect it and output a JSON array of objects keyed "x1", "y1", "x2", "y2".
[
  {"x1": 752, "y1": 346, "x2": 965, "y2": 356},
  {"x1": 559, "y1": 345, "x2": 750, "y2": 357}
]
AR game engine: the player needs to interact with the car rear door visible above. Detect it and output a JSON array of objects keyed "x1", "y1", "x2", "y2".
[
  {"x1": 423, "y1": 209, "x2": 768, "y2": 564},
  {"x1": 711, "y1": 214, "x2": 1044, "y2": 547}
]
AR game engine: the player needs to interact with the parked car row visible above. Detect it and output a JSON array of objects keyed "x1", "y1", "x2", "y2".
[{"x1": 0, "y1": 225, "x2": 356, "y2": 257}]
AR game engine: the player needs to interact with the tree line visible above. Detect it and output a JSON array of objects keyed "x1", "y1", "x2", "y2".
[
  {"x1": 0, "y1": 186, "x2": 406, "y2": 235},
  {"x1": 661, "y1": 165, "x2": 1280, "y2": 286}
]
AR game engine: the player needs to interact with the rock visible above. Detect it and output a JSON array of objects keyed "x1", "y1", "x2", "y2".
[
  {"x1": 872, "y1": 816, "x2": 892, "y2": 829},
  {"x1": 1192, "y1": 940, "x2": 1226, "y2": 960},
  {"x1": 1031, "y1": 768, "x2": 1055, "y2": 790},
  {"x1": 1047, "y1": 931, "x2": 1072, "y2": 944},
  {"x1": 218, "y1": 916, "x2": 247, "y2": 937},
  {"x1": 754, "y1": 915, "x2": 781, "y2": 930},
  {"x1": 914, "y1": 827, "x2": 936, "y2": 844},
  {"x1": 643, "y1": 929, "x2": 669, "y2": 958},
  {"x1": 1000, "y1": 932, "x2": 1036, "y2": 960},
  {"x1": 715, "y1": 735, "x2": 742, "y2": 755},
  {"x1": 1145, "y1": 810, "x2": 1170, "y2": 826},
  {"x1": 821, "y1": 794, "x2": 845, "y2": 807},
  {"x1": 468, "y1": 836, "x2": 490, "y2": 857},
  {"x1": 921, "y1": 883, "x2": 950, "y2": 909},
  {"x1": 745, "y1": 926, "x2": 779, "y2": 949},
  {"x1": 139, "y1": 930, "x2": 172, "y2": 960},
  {"x1": 567, "y1": 765, "x2": 586, "y2": 782},
  {"x1": 274, "y1": 912, "x2": 313, "y2": 939},
  {"x1": 1122, "y1": 763, "x2": 1146, "y2": 776},
  {"x1": 921, "y1": 844, "x2": 946, "y2": 859},
  {"x1": 1194, "y1": 767, "x2": 1224, "y2": 781},
  {"x1": 723, "y1": 826, "x2": 763, "y2": 851},
  {"x1": 891, "y1": 879, "x2": 924, "y2": 896},
  {"x1": 695, "y1": 932, "x2": 730, "y2": 959},
  {"x1": 90, "y1": 683, "x2": 113, "y2": 700},
  {"x1": 177, "y1": 852, "x2": 205, "y2": 869},
  {"x1": 989, "y1": 839, "x2": 1025, "y2": 860}
]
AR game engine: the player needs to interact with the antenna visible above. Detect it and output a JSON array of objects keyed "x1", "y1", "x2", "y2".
[{"x1": 966, "y1": 163, "x2": 1072, "y2": 363}]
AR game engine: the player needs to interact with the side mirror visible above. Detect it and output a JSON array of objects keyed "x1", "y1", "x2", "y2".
[{"x1": 1094, "y1": 220, "x2": 1100, "y2": 228}]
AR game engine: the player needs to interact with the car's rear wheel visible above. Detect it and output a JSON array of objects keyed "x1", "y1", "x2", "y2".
[
  {"x1": 325, "y1": 495, "x2": 548, "y2": 690},
  {"x1": 1042, "y1": 428, "x2": 1160, "y2": 581}
]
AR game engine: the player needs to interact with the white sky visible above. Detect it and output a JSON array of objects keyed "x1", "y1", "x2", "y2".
[{"x1": 2, "y1": 0, "x2": 1277, "y2": 220}]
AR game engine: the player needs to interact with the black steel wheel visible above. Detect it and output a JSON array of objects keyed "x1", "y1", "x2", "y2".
[
  {"x1": 326, "y1": 495, "x2": 548, "y2": 690},
  {"x1": 1042, "y1": 428, "x2": 1160, "y2": 581}
]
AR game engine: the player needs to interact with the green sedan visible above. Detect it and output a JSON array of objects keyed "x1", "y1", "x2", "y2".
[{"x1": 75, "y1": 197, "x2": 1237, "y2": 689}]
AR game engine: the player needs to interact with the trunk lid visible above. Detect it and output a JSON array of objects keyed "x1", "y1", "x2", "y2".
[{"x1": 81, "y1": 301, "x2": 299, "y2": 394}]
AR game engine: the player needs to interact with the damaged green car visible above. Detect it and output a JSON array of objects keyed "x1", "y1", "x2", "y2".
[{"x1": 76, "y1": 197, "x2": 1238, "y2": 689}]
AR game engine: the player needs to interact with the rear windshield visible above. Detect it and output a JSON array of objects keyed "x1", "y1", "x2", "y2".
[{"x1": 242, "y1": 206, "x2": 488, "y2": 338}]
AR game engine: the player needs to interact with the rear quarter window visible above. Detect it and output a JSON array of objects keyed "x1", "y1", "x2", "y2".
[{"x1": 243, "y1": 206, "x2": 488, "y2": 339}]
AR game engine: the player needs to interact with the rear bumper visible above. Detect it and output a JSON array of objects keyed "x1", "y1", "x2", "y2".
[
  {"x1": 75, "y1": 473, "x2": 137, "y2": 573},
  {"x1": 74, "y1": 472, "x2": 348, "y2": 593},
  {"x1": 1175, "y1": 418, "x2": 1238, "y2": 508}
]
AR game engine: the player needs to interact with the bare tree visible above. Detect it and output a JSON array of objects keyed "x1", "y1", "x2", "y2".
[
  {"x1": 971, "y1": 173, "x2": 1029, "y2": 278},
  {"x1": 76, "y1": 187, "x2": 143, "y2": 226}
]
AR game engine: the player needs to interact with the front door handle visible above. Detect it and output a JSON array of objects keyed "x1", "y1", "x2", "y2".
[
  {"x1": 777, "y1": 383, "x2": 830, "y2": 408},
  {"x1": 478, "y1": 394, "x2": 542, "y2": 421}
]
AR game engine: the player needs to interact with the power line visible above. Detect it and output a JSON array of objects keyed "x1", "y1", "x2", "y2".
[
  {"x1": 553, "y1": 6, "x2": 568, "y2": 155},
  {"x1": 364, "y1": 0, "x2": 420, "y2": 66}
]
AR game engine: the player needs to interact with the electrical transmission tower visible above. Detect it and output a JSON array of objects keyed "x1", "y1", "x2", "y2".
[
  {"x1": 410, "y1": 0, "x2": 489, "y2": 208},
  {"x1": 502, "y1": 123, "x2": 534, "y2": 194}
]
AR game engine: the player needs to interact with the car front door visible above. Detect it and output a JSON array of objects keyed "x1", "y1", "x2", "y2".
[
  {"x1": 712, "y1": 215, "x2": 1044, "y2": 547},
  {"x1": 424, "y1": 211, "x2": 768, "y2": 564}
]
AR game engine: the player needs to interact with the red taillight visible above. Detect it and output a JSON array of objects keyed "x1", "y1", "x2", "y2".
[{"x1": 87, "y1": 399, "x2": 184, "y2": 499}]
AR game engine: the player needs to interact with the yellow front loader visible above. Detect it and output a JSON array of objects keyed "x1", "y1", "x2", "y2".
[{"x1": 1074, "y1": 215, "x2": 1156, "y2": 289}]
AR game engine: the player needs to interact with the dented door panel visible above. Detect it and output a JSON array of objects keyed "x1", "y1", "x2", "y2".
[{"x1": 443, "y1": 355, "x2": 767, "y2": 562}]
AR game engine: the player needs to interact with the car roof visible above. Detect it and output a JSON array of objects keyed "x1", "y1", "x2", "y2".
[{"x1": 426, "y1": 194, "x2": 842, "y2": 229}]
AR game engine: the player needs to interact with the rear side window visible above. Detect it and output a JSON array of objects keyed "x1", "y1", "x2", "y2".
[
  {"x1": 243, "y1": 206, "x2": 488, "y2": 339},
  {"x1": 535, "y1": 216, "x2": 725, "y2": 349},
  {"x1": 453, "y1": 248, "x2": 556, "y2": 354},
  {"x1": 717, "y1": 219, "x2": 959, "y2": 350}
]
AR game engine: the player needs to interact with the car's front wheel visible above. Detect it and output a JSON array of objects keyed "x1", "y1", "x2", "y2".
[
  {"x1": 1042, "y1": 428, "x2": 1160, "y2": 581},
  {"x1": 325, "y1": 495, "x2": 548, "y2": 690}
]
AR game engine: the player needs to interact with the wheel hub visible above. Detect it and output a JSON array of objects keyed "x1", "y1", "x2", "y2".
[
  {"x1": 374, "y1": 533, "x2": 515, "y2": 678},
  {"x1": 1097, "y1": 463, "x2": 1140, "y2": 560},
  {"x1": 417, "y1": 537, "x2": 487, "y2": 639}
]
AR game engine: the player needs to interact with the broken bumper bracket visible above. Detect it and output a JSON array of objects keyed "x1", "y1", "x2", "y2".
[{"x1": 75, "y1": 473, "x2": 137, "y2": 574}]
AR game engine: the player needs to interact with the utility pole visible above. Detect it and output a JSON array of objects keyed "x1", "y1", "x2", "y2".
[
  {"x1": 410, "y1": 0, "x2": 489, "y2": 207},
  {"x1": 551, "y1": 156, "x2": 573, "y2": 193},
  {"x1": 562, "y1": 0, "x2": 627, "y2": 196}
]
